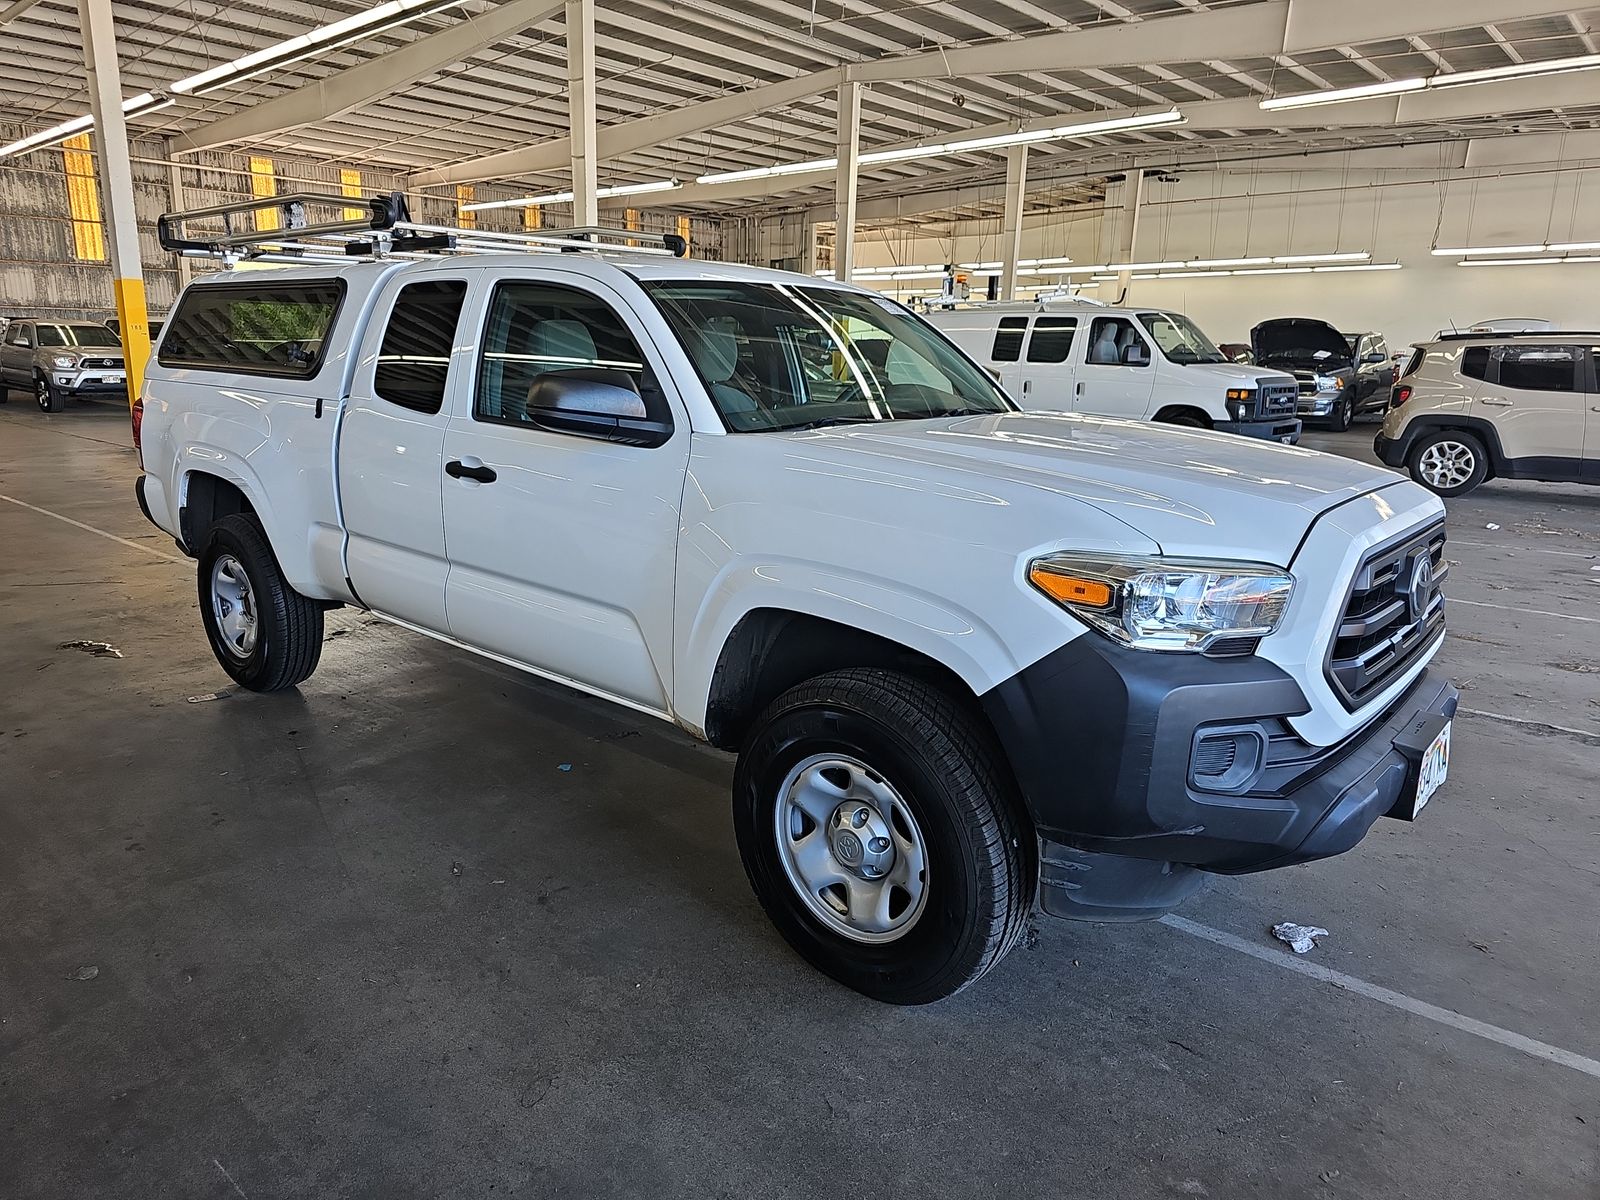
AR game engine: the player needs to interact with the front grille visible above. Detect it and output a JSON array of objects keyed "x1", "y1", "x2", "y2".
[
  {"x1": 80, "y1": 357, "x2": 119, "y2": 369},
  {"x1": 1326, "y1": 523, "x2": 1447, "y2": 709},
  {"x1": 1255, "y1": 379, "x2": 1297, "y2": 417},
  {"x1": 1291, "y1": 370, "x2": 1318, "y2": 395}
]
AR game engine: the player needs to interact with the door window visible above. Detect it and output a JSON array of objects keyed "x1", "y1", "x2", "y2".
[
  {"x1": 373, "y1": 280, "x2": 466, "y2": 415},
  {"x1": 1084, "y1": 317, "x2": 1150, "y2": 367},
  {"x1": 990, "y1": 316, "x2": 1029, "y2": 362},
  {"x1": 1025, "y1": 316, "x2": 1078, "y2": 363},
  {"x1": 1494, "y1": 345, "x2": 1578, "y2": 392},
  {"x1": 474, "y1": 281, "x2": 666, "y2": 427}
]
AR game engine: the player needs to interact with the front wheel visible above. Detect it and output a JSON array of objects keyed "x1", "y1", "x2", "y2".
[
  {"x1": 733, "y1": 669, "x2": 1033, "y2": 1004},
  {"x1": 1327, "y1": 395, "x2": 1354, "y2": 432},
  {"x1": 35, "y1": 375, "x2": 65, "y2": 413},
  {"x1": 197, "y1": 513, "x2": 324, "y2": 691},
  {"x1": 1408, "y1": 429, "x2": 1488, "y2": 497}
]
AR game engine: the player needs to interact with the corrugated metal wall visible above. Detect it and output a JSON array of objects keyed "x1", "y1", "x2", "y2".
[{"x1": 1, "y1": 126, "x2": 725, "y2": 326}]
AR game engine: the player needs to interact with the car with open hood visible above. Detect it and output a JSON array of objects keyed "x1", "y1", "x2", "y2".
[{"x1": 1252, "y1": 317, "x2": 1396, "y2": 432}]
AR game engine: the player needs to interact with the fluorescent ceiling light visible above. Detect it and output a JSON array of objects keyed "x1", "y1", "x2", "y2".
[
  {"x1": 696, "y1": 110, "x2": 1182, "y2": 186},
  {"x1": 1271, "y1": 251, "x2": 1370, "y2": 264},
  {"x1": 2, "y1": 1, "x2": 461, "y2": 160},
  {"x1": 1260, "y1": 78, "x2": 1425, "y2": 111},
  {"x1": 462, "y1": 178, "x2": 680, "y2": 212},
  {"x1": 1311, "y1": 262, "x2": 1402, "y2": 272},
  {"x1": 1548, "y1": 241, "x2": 1600, "y2": 252},
  {"x1": 1431, "y1": 244, "x2": 1546, "y2": 256},
  {"x1": 1185, "y1": 257, "x2": 1270, "y2": 267},
  {"x1": 1230, "y1": 267, "x2": 1316, "y2": 276},
  {"x1": 169, "y1": 0, "x2": 466, "y2": 96},
  {"x1": 1108, "y1": 261, "x2": 1185, "y2": 271},
  {"x1": 957, "y1": 261, "x2": 1002, "y2": 270},
  {"x1": 1428, "y1": 52, "x2": 1600, "y2": 90},
  {"x1": 1457, "y1": 256, "x2": 1562, "y2": 267},
  {"x1": 0, "y1": 90, "x2": 175, "y2": 159},
  {"x1": 1150, "y1": 270, "x2": 1232, "y2": 278}
]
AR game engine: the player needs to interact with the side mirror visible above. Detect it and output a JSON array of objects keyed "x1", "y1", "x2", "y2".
[
  {"x1": 1122, "y1": 342, "x2": 1150, "y2": 366},
  {"x1": 1364, "y1": 351, "x2": 1386, "y2": 364},
  {"x1": 525, "y1": 368, "x2": 671, "y2": 447}
]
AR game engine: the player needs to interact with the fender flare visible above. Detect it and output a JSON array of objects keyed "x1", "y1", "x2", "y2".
[{"x1": 1390, "y1": 415, "x2": 1508, "y2": 477}]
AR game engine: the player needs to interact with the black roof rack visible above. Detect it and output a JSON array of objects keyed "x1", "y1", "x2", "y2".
[
  {"x1": 157, "y1": 190, "x2": 688, "y2": 264},
  {"x1": 1434, "y1": 330, "x2": 1600, "y2": 341}
]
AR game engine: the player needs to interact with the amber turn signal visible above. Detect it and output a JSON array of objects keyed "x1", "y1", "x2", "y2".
[{"x1": 1029, "y1": 567, "x2": 1115, "y2": 608}]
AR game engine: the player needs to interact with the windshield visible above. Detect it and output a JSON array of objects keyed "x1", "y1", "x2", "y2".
[
  {"x1": 642, "y1": 280, "x2": 1013, "y2": 432},
  {"x1": 38, "y1": 324, "x2": 120, "y2": 348},
  {"x1": 1137, "y1": 311, "x2": 1225, "y2": 364}
]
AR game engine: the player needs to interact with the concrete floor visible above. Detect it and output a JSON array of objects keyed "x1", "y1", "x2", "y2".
[{"x1": 1, "y1": 403, "x2": 1596, "y2": 1199}]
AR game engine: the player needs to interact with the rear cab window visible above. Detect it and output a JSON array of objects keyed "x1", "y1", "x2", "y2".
[{"x1": 159, "y1": 280, "x2": 345, "y2": 378}]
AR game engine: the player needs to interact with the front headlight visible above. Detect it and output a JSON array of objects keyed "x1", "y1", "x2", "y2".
[
  {"x1": 1029, "y1": 554, "x2": 1294, "y2": 652},
  {"x1": 52, "y1": 355, "x2": 80, "y2": 369},
  {"x1": 1224, "y1": 388, "x2": 1256, "y2": 421},
  {"x1": 1314, "y1": 373, "x2": 1346, "y2": 392}
]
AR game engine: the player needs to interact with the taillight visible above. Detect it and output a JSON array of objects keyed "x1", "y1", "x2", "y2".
[
  {"x1": 1390, "y1": 384, "x2": 1412, "y2": 409},
  {"x1": 131, "y1": 397, "x2": 144, "y2": 460}
]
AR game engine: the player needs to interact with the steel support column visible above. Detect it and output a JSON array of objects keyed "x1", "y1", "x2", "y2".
[
  {"x1": 1112, "y1": 168, "x2": 1145, "y2": 301},
  {"x1": 834, "y1": 81, "x2": 861, "y2": 282},
  {"x1": 79, "y1": 0, "x2": 148, "y2": 406},
  {"x1": 999, "y1": 145, "x2": 1029, "y2": 301},
  {"x1": 566, "y1": 0, "x2": 598, "y2": 228}
]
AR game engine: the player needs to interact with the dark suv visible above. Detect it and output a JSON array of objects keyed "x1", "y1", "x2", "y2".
[{"x1": 1251, "y1": 317, "x2": 1396, "y2": 431}]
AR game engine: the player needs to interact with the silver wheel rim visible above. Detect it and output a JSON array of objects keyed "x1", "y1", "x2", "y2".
[
  {"x1": 36, "y1": 379, "x2": 48, "y2": 410},
  {"x1": 773, "y1": 754, "x2": 929, "y2": 944},
  {"x1": 1418, "y1": 440, "x2": 1475, "y2": 488},
  {"x1": 209, "y1": 553, "x2": 259, "y2": 659}
]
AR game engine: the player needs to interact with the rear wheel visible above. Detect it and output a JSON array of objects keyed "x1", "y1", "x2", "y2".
[
  {"x1": 197, "y1": 513, "x2": 324, "y2": 691},
  {"x1": 733, "y1": 668, "x2": 1033, "y2": 1004},
  {"x1": 35, "y1": 374, "x2": 65, "y2": 413},
  {"x1": 1409, "y1": 430, "x2": 1488, "y2": 497}
]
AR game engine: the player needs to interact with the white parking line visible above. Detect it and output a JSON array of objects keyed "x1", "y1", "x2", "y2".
[
  {"x1": 1459, "y1": 707, "x2": 1600, "y2": 742},
  {"x1": 1160, "y1": 915, "x2": 1600, "y2": 1081},
  {"x1": 1450, "y1": 596, "x2": 1600, "y2": 624},
  {"x1": 1450, "y1": 540, "x2": 1597, "y2": 559},
  {"x1": 0, "y1": 493, "x2": 187, "y2": 565}
]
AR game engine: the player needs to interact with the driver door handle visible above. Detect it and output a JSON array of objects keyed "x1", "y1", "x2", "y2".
[
  {"x1": 1480, "y1": 397, "x2": 1513, "y2": 407},
  {"x1": 445, "y1": 458, "x2": 497, "y2": 483},
  {"x1": 1022, "y1": 379, "x2": 1032, "y2": 394}
]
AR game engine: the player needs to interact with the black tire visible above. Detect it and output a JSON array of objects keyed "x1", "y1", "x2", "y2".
[
  {"x1": 733, "y1": 668, "x2": 1033, "y2": 1005},
  {"x1": 196, "y1": 513, "x2": 324, "y2": 691},
  {"x1": 35, "y1": 374, "x2": 65, "y2": 413},
  {"x1": 1407, "y1": 429, "x2": 1489, "y2": 498},
  {"x1": 1327, "y1": 395, "x2": 1353, "y2": 432},
  {"x1": 1160, "y1": 413, "x2": 1208, "y2": 429}
]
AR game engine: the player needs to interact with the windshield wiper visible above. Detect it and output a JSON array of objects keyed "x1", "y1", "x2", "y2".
[{"x1": 780, "y1": 415, "x2": 883, "y2": 432}]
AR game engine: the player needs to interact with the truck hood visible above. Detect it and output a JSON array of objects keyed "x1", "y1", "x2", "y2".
[
  {"x1": 1251, "y1": 318, "x2": 1350, "y2": 365},
  {"x1": 1168, "y1": 361, "x2": 1296, "y2": 386},
  {"x1": 781, "y1": 411, "x2": 1399, "y2": 565}
]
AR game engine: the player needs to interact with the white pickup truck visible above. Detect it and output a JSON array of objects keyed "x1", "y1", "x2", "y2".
[{"x1": 134, "y1": 231, "x2": 1458, "y2": 1004}]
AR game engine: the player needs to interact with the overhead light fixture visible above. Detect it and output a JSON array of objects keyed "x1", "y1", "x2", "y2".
[
  {"x1": 1221, "y1": 266, "x2": 1316, "y2": 276},
  {"x1": 1108, "y1": 261, "x2": 1186, "y2": 271},
  {"x1": 1428, "y1": 52, "x2": 1600, "y2": 90},
  {"x1": 1271, "y1": 251, "x2": 1370, "y2": 264},
  {"x1": 169, "y1": 0, "x2": 467, "y2": 96},
  {"x1": 1185, "y1": 257, "x2": 1271, "y2": 267},
  {"x1": 1457, "y1": 255, "x2": 1600, "y2": 267},
  {"x1": 1548, "y1": 241, "x2": 1600, "y2": 252},
  {"x1": 1431, "y1": 244, "x2": 1547, "y2": 256},
  {"x1": 1262, "y1": 53, "x2": 1600, "y2": 112},
  {"x1": 696, "y1": 110, "x2": 1183, "y2": 186},
  {"x1": 1259, "y1": 78, "x2": 1425, "y2": 111},
  {"x1": 1, "y1": 0, "x2": 462, "y2": 160},
  {"x1": 0, "y1": 91, "x2": 174, "y2": 160},
  {"x1": 462, "y1": 178, "x2": 680, "y2": 212},
  {"x1": 1311, "y1": 262, "x2": 1402, "y2": 273}
]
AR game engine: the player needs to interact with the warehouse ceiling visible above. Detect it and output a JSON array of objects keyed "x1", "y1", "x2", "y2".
[{"x1": 1, "y1": 1, "x2": 1598, "y2": 214}]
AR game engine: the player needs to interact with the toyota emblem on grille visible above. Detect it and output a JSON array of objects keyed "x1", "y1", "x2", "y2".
[{"x1": 1408, "y1": 555, "x2": 1435, "y2": 622}]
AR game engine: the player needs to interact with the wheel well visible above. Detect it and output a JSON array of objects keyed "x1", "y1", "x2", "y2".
[
  {"x1": 703, "y1": 609, "x2": 985, "y2": 751},
  {"x1": 1405, "y1": 420, "x2": 1503, "y2": 479},
  {"x1": 179, "y1": 472, "x2": 256, "y2": 552},
  {"x1": 1152, "y1": 405, "x2": 1213, "y2": 427}
]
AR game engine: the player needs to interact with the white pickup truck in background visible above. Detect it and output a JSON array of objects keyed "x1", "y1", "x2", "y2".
[{"x1": 134, "y1": 218, "x2": 1458, "y2": 1004}]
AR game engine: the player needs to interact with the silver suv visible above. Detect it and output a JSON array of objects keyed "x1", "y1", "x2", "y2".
[
  {"x1": 1376, "y1": 334, "x2": 1600, "y2": 496},
  {"x1": 0, "y1": 319, "x2": 127, "y2": 412}
]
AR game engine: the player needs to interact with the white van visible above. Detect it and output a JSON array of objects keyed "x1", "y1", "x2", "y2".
[{"x1": 925, "y1": 299, "x2": 1302, "y2": 442}]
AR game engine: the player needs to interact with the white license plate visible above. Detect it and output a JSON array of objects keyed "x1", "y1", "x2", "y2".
[
  {"x1": 106, "y1": 374, "x2": 124, "y2": 384},
  {"x1": 1411, "y1": 721, "x2": 1451, "y2": 816}
]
